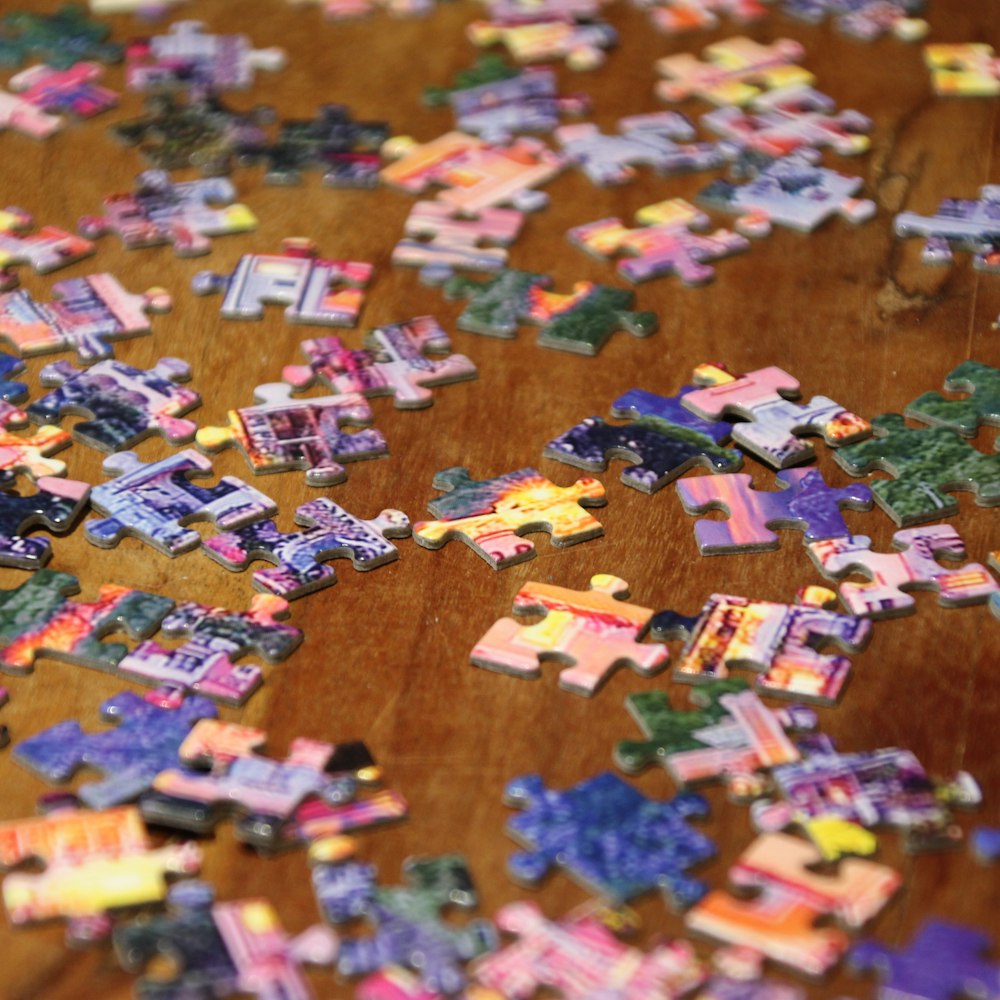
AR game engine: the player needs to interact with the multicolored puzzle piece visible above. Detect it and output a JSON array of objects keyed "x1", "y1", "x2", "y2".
[
  {"x1": 27, "y1": 356, "x2": 200, "y2": 452},
  {"x1": 195, "y1": 383, "x2": 386, "y2": 487},
  {"x1": 0, "y1": 85, "x2": 64, "y2": 138},
  {"x1": 440, "y1": 269, "x2": 658, "y2": 354},
  {"x1": 780, "y1": 0, "x2": 928, "y2": 41},
  {"x1": 414, "y1": 466, "x2": 606, "y2": 569},
  {"x1": 924, "y1": 43, "x2": 1000, "y2": 97},
  {"x1": 283, "y1": 317, "x2": 477, "y2": 409},
  {"x1": 568, "y1": 199, "x2": 750, "y2": 285},
  {"x1": 205, "y1": 498, "x2": 411, "y2": 600},
  {"x1": 640, "y1": 0, "x2": 769, "y2": 34},
  {"x1": 894, "y1": 186, "x2": 1000, "y2": 271},
  {"x1": 651, "y1": 590, "x2": 871, "y2": 704},
  {"x1": 0, "y1": 401, "x2": 72, "y2": 480},
  {"x1": 465, "y1": 18, "x2": 617, "y2": 71},
  {"x1": 504, "y1": 771, "x2": 715, "y2": 908},
  {"x1": 192, "y1": 239, "x2": 372, "y2": 325},
  {"x1": 0, "y1": 206, "x2": 94, "y2": 291},
  {"x1": 470, "y1": 574, "x2": 669, "y2": 695},
  {"x1": 7, "y1": 61, "x2": 118, "y2": 118},
  {"x1": 0, "y1": 476, "x2": 90, "y2": 568},
  {"x1": 676, "y1": 467, "x2": 873, "y2": 554},
  {"x1": 611, "y1": 383, "x2": 736, "y2": 444},
  {"x1": 808, "y1": 525, "x2": 998, "y2": 617},
  {"x1": 905, "y1": 360, "x2": 1000, "y2": 437},
  {"x1": 0, "y1": 5, "x2": 123, "y2": 68}
]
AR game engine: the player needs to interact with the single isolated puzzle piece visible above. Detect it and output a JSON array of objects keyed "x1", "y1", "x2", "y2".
[
  {"x1": 465, "y1": 18, "x2": 618, "y2": 71},
  {"x1": 470, "y1": 573, "x2": 670, "y2": 695},
  {"x1": 504, "y1": 771, "x2": 715, "y2": 909},
  {"x1": 192, "y1": 238, "x2": 372, "y2": 326},
  {"x1": 681, "y1": 363, "x2": 871, "y2": 468},
  {"x1": 655, "y1": 36, "x2": 813, "y2": 106},
  {"x1": 27, "y1": 356, "x2": 200, "y2": 452},
  {"x1": 894, "y1": 186, "x2": 1000, "y2": 272},
  {"x1": 544, "y1": 412, "x2": 742, "y2": 493},
  {"x1": 313, "y1": 852, "x2": 498, "y2": 993},
  {"x1": 283, "y1": 318, "x2": 477, "y2": 410},
  {"x1": 0, "y1": 569, "x2": 173, "y2": 677},
  {"x1": 0, "y1": 401, "x2": 72, "y2": 480},
  {"x1": 440, "y1": 269, "x2": 659, "y2": 354},
  {"x1": 196, "y1": 382, "x2": 386, "y2": 487},
  {"x1": 125, "y1": 21, "x2": 286, "y2": 93},
  {"x1": 676, "y1": 467, "x2": 873, "y2": 554},
  {"x1": 807, "y1": 524, "x2": 998, "y2": 618},
  {"x1": 0, "y1": 5, "x2": 123, "y2": 68},
  {"x1": 117, "y1": 594, "x2": 302, "y2": 705},
  {"x1": 115, "y1": 880, "x2": 338, "y2": 1000},
  {"x1": 905, "y1": 360, "x2": 1000, "y2": 437},
  {"x1": 0, "y1": 804, "x2": 201, "y2": 946},
  {"x1": 780, "y1": 0, "x2": 928, "y2": 41},
  {"x1": 0, "y1": 476, "x2": 90, "y2": 568},
  {"x1": 15, "y1": 689, "x2": 217, "y2": 809},
  {"x1": 205, "y1": 498, "x2": 411, "y2": 600},
  {"x1": 833, "y1": 412, "x2": 1000, "y2": 525},
  {"x1": 7, "y1": 61, "x2": 118, "y2": 118},
  {"x1": 614, "y1": 679, "x2": 816, "y2": 802},
  {"x1": 86, "y1": 449, "x2": 276, "y2": 557},
  {"x1": 686, "y1": 832, "x2": 899, "y2": 978},
  {"x1": 641, "y1": 0, "x2": 770, "y2": 35},
  {"x1": 554, "y1": 112, "x2": 730, "y2": 187},
  {"x1": 851, "y1": 920, "x2": 1000, "y2": 1000},
  {"x1": 568, "y1": 198, "x2": 750, "y2": 285},
  {"x1": 651, "y1": 590, "x2": 872, "y2": 704},
  {"x1": 0, "y1": 206, "x2": 94, "y2": 291},
  {"x1": 79, "y1": 170, "x2": 256, "y2": 257},
  {"x1": 472, "y1": 900, "x2": 707, "y2": 999},
  {"x1": 0, "y1": 275, "x2": 172, "y2": 365},
  {"x1": 924, "y1": 43, "x2": 1000, "y2": 97},
  {"x1": 698, "y1": 150, "x2": 876, "y2": 235},
  {"x1": 414, "y1": 466, "x2": 606, "y2": 569}
]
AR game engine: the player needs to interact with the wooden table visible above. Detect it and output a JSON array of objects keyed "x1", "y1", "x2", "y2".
[{"x1": 1, "y1": 0, "x2": 999, "y2": 996}]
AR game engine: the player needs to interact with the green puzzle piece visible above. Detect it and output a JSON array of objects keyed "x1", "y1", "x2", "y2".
[
  {"x1": 834, "y1": 412, "x2": 1000, "y2": 526},
  {"x1": 905, "y1": 360, "x2": 1000, "y2": 438}
]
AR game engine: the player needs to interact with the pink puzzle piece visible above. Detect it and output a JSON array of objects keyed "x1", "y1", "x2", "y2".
[
  {"x1": 0, "y1": 89, "x2": 63, "y2": 139},
  {"x1": 7, "y1": 62, "x2": 118, "y2": 118},
  {"x1": 807, "y1": 524, "x2": 999, "y2": 619},
  {"x1": 0, "y1": 400, "x2": 71, "y2": 480},
  {"x1": 641, "y1": 0, "x2": 769, "y2": 35},
  {"x1": 0, "y1": 207, "x2": 94, "y2": 291}
]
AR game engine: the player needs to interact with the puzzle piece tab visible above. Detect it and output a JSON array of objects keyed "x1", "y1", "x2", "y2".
[
  {"x1": 471, "y1": 574, "x2": 669, "y2": 695},
  {"x1": 205, "y1": 498, "x2": 410, "y2": 600},
  {"x1": 0, "y1": 206, "x2": 94, "y2": 291},
  {"x1": 677, "y1": 467, "x2": 873, "y2": 554},
  {"x1": 0, "y1": 476, "x2": 90, "y2": 568},
  {"x1": 414, "y1": 466, "x2": 605, "y2": 569},
  {"x1": 196, "y1": 382, "x2": 386, "y2": 487},
  {"x1": 905, "y1": 361, "x2": 1000, "y2": 437},
  {"x1": 894, "y1": 186, "x2": 1000, "y2": 271},
  {"x1": 28, "y1": 356, "x2": 200, "y2": 452},
  {"x1": 924, "y1": 43, "x2": 1000, "y2": 97},
  {"x1": 441, "y1": 269, "x2": 658, "y2": 354}
]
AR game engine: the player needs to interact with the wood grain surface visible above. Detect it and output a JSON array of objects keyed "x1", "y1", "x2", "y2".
[{"x1": 1, "y1": 0, "x2": 999, "y2": 996}]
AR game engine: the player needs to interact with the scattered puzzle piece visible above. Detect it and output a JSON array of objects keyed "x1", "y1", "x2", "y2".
[
  {"x1": 86, "y1": 449, "x2": 276, "y2": 557},
  {"x1": 544, "y1": 412, "x2": 742, "y2": 492},
  {"x1": 0, "y1": 206, "x2": 94, "y2": 290},
  {"x1": 283, "y1": 318, "x2": 477, "y2": 409},
  {"x1": 681, "y1": 363, "x2": 871, "y2": 468},
  {"x1": 470, "y1": 573, "x2": 670, "y2": 695},
  {"x1": 27, "y1": 356, "x2": 200, "y2": 452},
  {"x1": 640, "y1": 0, "x2": 769, "y2": 35},
  {"x1": 424, "y1": 53, "x2": 523, "y2": 107},
  {"x1": 0, "y1": 354, "x2": 27, "y2": 402},
  {"x1": 118, "y1": 594, "x2": 302, "y2": 704},
  {"x1": 894, "y1": 186, "x2": 1000, "y2": 272},
  {"x1": 924, "y1": 43, "x2": 1000, "y2": 97},
  {"x1": 504, "y1": 771, "x2": 715, "y2": 908},
  {"x1": 7, "y1": 61, "x2": 118, "y2": 117},
  {"x1": 833, "y1": 412, "x2": 1000, "y2": 525},
  {"x1": 79, "y1": 170, "x2": 256, "y2": 257},
  {"x1": 676, "y1": 467, "x2": 873, "y2": 554},
  {"x1": 568, "y1": 199, "x2": 750, "y2": 285},
  {"x1": 0, "y1": 87, "x2": 63, "y2": 138},
  {"x1": 905, "y1": 361, "x2": 1000, "y2": 437},
  {"x1": 440, "y1": 269, "x2": 658, "y2": 354},
  {"x1": 651, "y1": 590, "x2": 871, "y2": 704},
  {"x1": 15, "y1": 689, "x2": 217, "y2": 809},
  {"x1": 655, "y1": 36, "x2": 812, "y2": 106},
  {"x1": 611, "y1": 384, "x2": 736, "y2": 445},
  {"x1": 0, "y1": 569, "x2": 173, "y2": 677},
  {"x1": 205, "y1": 498, "x2": 411, "y2": 600},
  {"x1": 414, "y1": 466, "x2": 606, "y2": 569},
  {"x1": 0, "y1": 402, "x2": 72, "y2": 480},
  {"x1": 780, "y1": 0, "x2": 928, "y2": 41},
  {"x1": 808, "y1": 525, "x2": 998, "y2": 618},
  {"x1": 465, "y1": 18, "x2": 618, "y2": 71},
  {"x1": 192, "y1": 239, "x2": 372, "y2": 325},
  {"x1": 0, "y1": 5, "x2": 123, "y2": 68},
  {"x1": 0, "y1": 476, "x2": 90, "y2": 568},
  {"x1": 686, "y1": 832, "x2": 899, "y2": 977},
  {"x1": 195, "y1": 383, "x2": 386, "y2": 487}
]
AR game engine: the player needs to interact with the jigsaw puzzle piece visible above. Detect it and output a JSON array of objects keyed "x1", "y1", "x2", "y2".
[
  {"x1": 924, "y1": 43, "x2": 1000, "y2": 97},
  {"x1": 781, "y1": 0, "x2": 928, "y2": 42},
  {"x1": 676, "y1": 467, "x2": 873, "y2": 554},
  {"x1": 894, "y1": 185, "x2": 1000, "y2": 270},
  {"x1": 0, "y1": 88, "x2": 63, "y2": 138},
  {"x1": 0, "y1": 476, "x2": 90, "y2": 568},
  {"x1": 86, "y1": 449, "x2": 276, "y2": 556},
  {"x1": 544, "y1": 413, "x2": 743, "y2": 492},
  {"x1": 807, "y1": 524, "x2": 998, "y2": 618},
  {"x1": 28, "y1": 356, "x2": 200, "y2": 451},
  {"x1": 465, "y1": 18, "x2": 618, "y2": 71},
  {"x1": 904, "y1": 360, "x2": 1000, "y2": 436},
  {"x1": 7, "y1": 61, "x2": 118, "y2": 118},
  {"x1": 611, "y1": 384, "x2": 735, "y2": 444},
  {"x1": 0, "y1": 206, "x2": 94, "y2": 291},
  {"x1": 414, "y1": 466, "x2": 606, "y2": 569},
  {"x1": 0, "y1": 354, "x2": 27, "y2": 402},
  {"x1": 282, "y1": 317, "x2": 477, "y2": 410},
  {"x1": 641, "y1": 0, "x2": 769, "y2": 34},
  {"x1": 0, "y1": 5, "x2": 123, "y2": 68},
  {"x1": 0, "y1": 402, "x2": 72, "y2": 480},
  {"x1": 205, "y1": 498, "x2": 410, "y2": 599}
]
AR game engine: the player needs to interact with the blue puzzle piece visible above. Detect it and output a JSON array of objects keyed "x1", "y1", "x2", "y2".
[
  {"x1": 503, "y1": 771, "x2": 714, "y2": 909},
  {"x1": 15, "y1": 690, "x2": 217, "y2": 809},
  {"x1": 972, "y1": 827, "x2": 1000, "y2": 864},
  {"x1": 611, "y1": 386, "x2": 735, "y2": 444},
  {"x1": 0, "y1": 353, "x2": 27, "y2": 402}
]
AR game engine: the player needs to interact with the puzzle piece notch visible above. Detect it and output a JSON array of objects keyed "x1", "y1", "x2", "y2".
[
  {"x1": 205, "y1": 497, "x2": 411, "y2": 600},
  {"x1": 894, "y1": 185, "x2": 1000, "y2": 271},
  {"x1": 676, "y1": 467, "x2": 873, "y2": 554},
  {"x1": 924, "y1": 43, "x2": 1000, "y2": 97},
  {"x1": 0, "y1": 475, "x2": 90, "y2": 568},
  {"x1": 905, "y1": 361, "x2": 1000, "y2": 437},
  {"x1": 0, "y1": 206, "x2": 95, "y2": 291},
  {"x1": 414, "y1": 465, "x2": 606, "y2": 569},
  {"x1": 808, "y1": 524, "x2": 998, "y2": 618}
]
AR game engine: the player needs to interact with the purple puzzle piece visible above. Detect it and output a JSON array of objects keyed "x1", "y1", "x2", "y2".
[
  {"x1": 612, "y1": 385, "x2": 735, "y2": 445},
  {"x1": 7, "y1": 62, "x2": 119, "y2": 118},
  {"x1": 971, "y1": 827, "x2": 1000, "y2": 864},
  {"x1": 676, "y1": 467, "x2": 873, "y2": 554}
]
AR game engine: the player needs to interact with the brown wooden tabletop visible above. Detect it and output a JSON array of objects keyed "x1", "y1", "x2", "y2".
[{"x1": 1, "y1": 0, "x2": 999, "y2": 996}]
